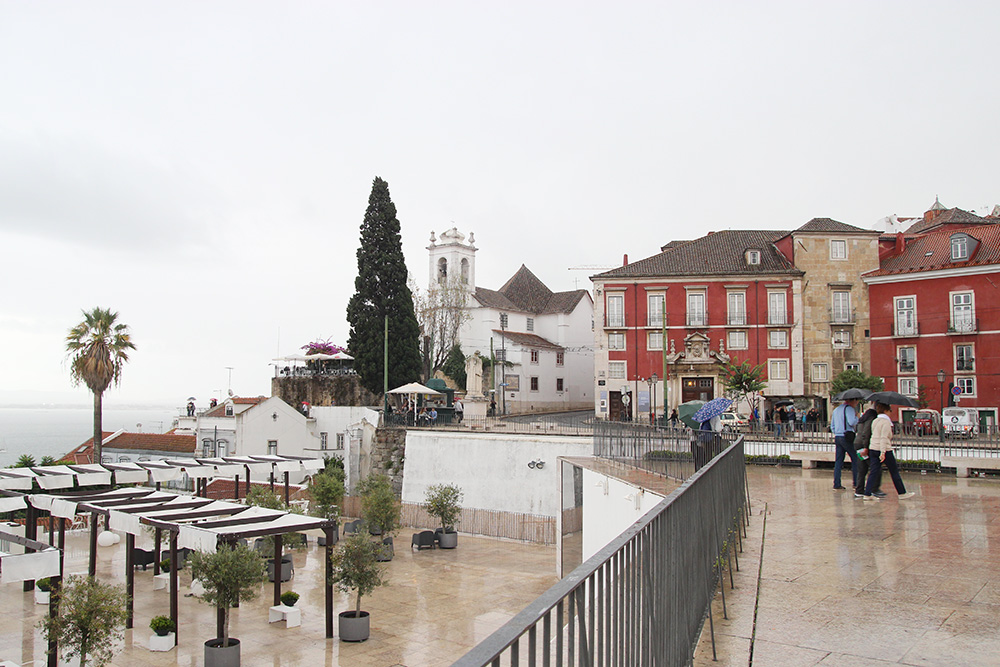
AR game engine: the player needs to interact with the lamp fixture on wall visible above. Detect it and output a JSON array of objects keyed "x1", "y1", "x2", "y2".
[
  {"x1": 527, "y1": 459, "x2": 545, "y2": 469},
  {"x1": 595, "y1": 476, "x2": 609, "y2": 495},
  {"x1": 272, "y1": 412, "x2": 278, "y2": 421}
]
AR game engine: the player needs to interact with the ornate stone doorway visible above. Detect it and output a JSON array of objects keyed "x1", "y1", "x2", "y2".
[{"x1": 682, "y1": 377, "x2": 715, "y2": 403}]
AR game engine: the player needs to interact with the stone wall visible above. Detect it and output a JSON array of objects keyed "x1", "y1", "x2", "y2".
[
  {"x1": 369, "y1": 427, "x2": 406, "y2": 494},
  {"x1": 271, "y1": 375, "x2": 380, "y2": 408}
]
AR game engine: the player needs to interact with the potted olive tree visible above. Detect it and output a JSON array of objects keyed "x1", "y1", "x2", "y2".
[
  {"x1": 425, "y1": 483, "x2": 464, "y2": 549},
  {"x1": 330, "y1": 532, "x2": 387, "y2": 642},
  {"x1": 246, "y1": 486, "x2": 296, "y2": 581},
  {"x1": 38, "y1": 574, "x2": 129, "y2": 667},
  {"x1": 191, "y1": 543, "x2": 267, "y2": 667},
  {"x1": 358, "y1": 474, "x2": 399, "y2": 560},
  {"x1": 309, "y1": 464, "x2": 345, "y2": 547}
]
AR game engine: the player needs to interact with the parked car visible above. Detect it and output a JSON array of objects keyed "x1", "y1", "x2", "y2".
[
  {"x1": 943, "y1": 407, "x2": 978, "y2": 438},
  {"x1": 718, "y1": 412, "x2": 749, "y2": 432},
  {"x1": 911, "y1": 409, "x2": 941, "y2": 436}
]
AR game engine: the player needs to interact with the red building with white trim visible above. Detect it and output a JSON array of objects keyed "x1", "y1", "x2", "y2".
[{"x1": 864, "y1": 202, "x2": 1000, "y2": 427}]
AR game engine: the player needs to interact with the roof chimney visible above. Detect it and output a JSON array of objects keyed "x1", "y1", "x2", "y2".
[
  {"x1": 623, "y1": 254, "x2": 628, "y2": 266},
  {"x1": 895, "y1": 232, "x2": 904, "y2": 255}
]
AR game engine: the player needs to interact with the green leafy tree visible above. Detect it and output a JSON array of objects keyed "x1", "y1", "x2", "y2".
[
  {"x1": 245, "y1": 485, "x2": 286, "y2": 511},
  {"x1": 424, "y1": 483, "x2": 464, "y2": 533},
  {"x1": 309, "y1": 467, "x2": 345, "y2": 521},
  {"x1": 38, "y1": 574, "x2": 129, "y2": 667},
  {"x1": 66, "y1": 307, "x2": 135, "y2": 463},
  {"x1": 916, "y1": 385, "x2": 930, "y2": 409},
  {"x1": 441, "y1": 344, "x2": 467, "y2": 389},
  {"x1": 411, "y1": 276, "x2": 472, "y2": 374},
  {"x1": 358, "y1": 473, "x2": 400, "y2": 535},
  {"x1": 330, "y1": 532, "x2": 388, "y2": 617},
  {"x1": 830, "y1": 369, "x2": 884, "y2": 398},
  {"x1": 720, "y1": 359, "x2": 767, "y2": 418},
  {"x1": 190, "y1": 544, "x2": 267, "y2": 648},
  {"x1": 346, "y1": 177, "x2": 422, "y2": 395}
]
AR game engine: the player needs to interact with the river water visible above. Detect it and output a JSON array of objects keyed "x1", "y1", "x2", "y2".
[{"x1": 0, "y1": 406, "x2": 178, "y2": 468}]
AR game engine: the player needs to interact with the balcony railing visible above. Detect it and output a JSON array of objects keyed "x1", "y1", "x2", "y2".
[
  {"x1": 948, "y1": 317, "x2": 978, "y2": 334},
  {"x1": 767, "y1": 310, "x2": 788, "y2": 326},
  {"x1": 686, "y1": 311, "x2": 708, "y2": 327},
  {"x1": 605, "y1": 314, "x2": 625, "y2": 328},
  {"x1": 646, "y1": 314, "x2": 667, "y2": 328},
  {"x1": 829, "y1": 307, "x2": 856, "y2": 324},
  {"x1": 727, "y1": 312, "x2": 747, "y2": 326},
  {"x1": 892, "y1": 322, "x2": 919, "y2": 337}
]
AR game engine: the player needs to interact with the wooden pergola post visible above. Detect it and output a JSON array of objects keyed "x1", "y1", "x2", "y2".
[
  {"x1": 23, "y1": 503, "x2": 36, "y2": 591},
  {"x1": 153, "y1": 527, "x2": 162, "y2": 575},
  {"x1": 272, "y1": 533, "x2": 283, "y2": 606},
  {"x1": 170, "y1": 531, "x2": 179, "y2": 646},
  {"x1": 284, "y1": 471, "x2": 290, "y2": 505},
  {"x1": 325, "y1": 526, "x2": 334, "y2": 638},
  {"x1": 88, "y1": 510, "x2": 99, "y2": 577},
  {"x1": 125, "y1": 533, "x2": 135, "y2": 629}
]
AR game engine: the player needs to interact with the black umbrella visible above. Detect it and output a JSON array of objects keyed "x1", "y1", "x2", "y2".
[
  {"x1": 866, "y1": 391, "x2": 919, "y2": 408},
  {"x1": 834, "y1": 388, "x2": 873, "y2": 401},
  {"x1": 772, "y1": 399, "x2": 794, "y2": 407}
]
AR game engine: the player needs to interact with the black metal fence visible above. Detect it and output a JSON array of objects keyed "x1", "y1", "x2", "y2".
[{"x1": 453, "y1": 432, "x2": 748, "y2": 666}]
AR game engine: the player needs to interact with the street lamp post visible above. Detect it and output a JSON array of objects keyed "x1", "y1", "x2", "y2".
[
  {"x1": 647, "y1": 373, "x2": 658, "y2": 425},
  {"x1": 937, "y1": 369, "x2": 946, "y2": 443}
]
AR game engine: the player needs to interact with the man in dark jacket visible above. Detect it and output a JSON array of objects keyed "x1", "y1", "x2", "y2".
[{"x1": 853, "y1": 406, "x2": 884, "y2": 498}]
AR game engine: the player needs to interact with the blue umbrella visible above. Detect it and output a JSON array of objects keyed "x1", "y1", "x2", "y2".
[{"x1": 692, "y1": 397, "x2": 733, "y2": 423}]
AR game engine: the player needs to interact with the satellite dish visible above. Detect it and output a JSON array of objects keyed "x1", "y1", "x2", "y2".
[{"x1": 228, "y1": 389, "x2": 234, "y2": 397}]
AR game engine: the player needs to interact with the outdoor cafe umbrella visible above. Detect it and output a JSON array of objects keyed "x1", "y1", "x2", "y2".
[
  {"x1": 693, "y1": 397, "x2": 733, "y2": 424},
  {"x1": 677, "y1": 400, "x2": 706, "y2": 430},
  {"x1": 866, "y1": 391, "x2": 920, "y2": 408},
  {"x1": 833, "y1": 388, "x2": 873, "y2": 401}
]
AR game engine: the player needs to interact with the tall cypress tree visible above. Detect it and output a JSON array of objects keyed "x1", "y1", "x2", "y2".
[{"x1": 346, "y1": 177, "x2": 422, "y2": 395}]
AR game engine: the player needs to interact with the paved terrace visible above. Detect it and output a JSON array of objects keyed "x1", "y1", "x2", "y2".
[
  {"x1": 695, "y1": 466, "x2": 1000, "y2": 666},
  {"x1": 2, "y1": 465, "x2": 997, "y2": 666}
]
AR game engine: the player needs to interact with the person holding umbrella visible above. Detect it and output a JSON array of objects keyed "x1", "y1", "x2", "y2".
[{"x1": 862, "y1": 393, "x2": 918, "y2": 500}]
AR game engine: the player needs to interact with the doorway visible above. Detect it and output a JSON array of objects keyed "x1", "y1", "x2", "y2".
[{"x1": 682, "y1": 377, "x2": 714, "y2": 403}]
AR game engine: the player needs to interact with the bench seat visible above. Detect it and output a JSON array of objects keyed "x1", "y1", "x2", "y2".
[
  {"x1": 789, "y1": 450, "x2": 836, "y2": 469},
  {"x1": 940, "y1": 456, "x2": 1000, "y2": 477}
]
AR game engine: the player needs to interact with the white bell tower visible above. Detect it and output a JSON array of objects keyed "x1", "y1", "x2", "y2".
[{"x1": 427, "y1": 227, "x2": 477, "y2": 294}]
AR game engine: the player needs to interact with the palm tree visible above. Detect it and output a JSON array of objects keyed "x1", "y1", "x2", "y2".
[{"x1": 66, "y1": 308, "x2": 135, "y2": 463}]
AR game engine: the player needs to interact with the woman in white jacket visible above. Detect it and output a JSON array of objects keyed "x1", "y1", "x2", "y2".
[{"x1": 862, "y1": 402, "x2": 915, "y2": 500}]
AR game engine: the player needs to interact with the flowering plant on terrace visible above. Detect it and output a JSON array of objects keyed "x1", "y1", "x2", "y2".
[{"x1": 301, "y1": 339, "x2": 347, "y2": 356}]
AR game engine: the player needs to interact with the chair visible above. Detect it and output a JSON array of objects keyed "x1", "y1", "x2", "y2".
[
  {"x1": 132, "y1": 547, "x2": 157, "y2": 570},
  {"x1": 343, "y1": 519, "x2": 363, "y2": 535},
  {"x1": 411, "y1": 530, "x2": 436, "y2": 550}
]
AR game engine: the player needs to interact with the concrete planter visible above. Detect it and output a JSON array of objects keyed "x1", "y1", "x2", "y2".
[
  {"x1": 204, "y1": 638, "x2": 241, "y2": 667},
  {"x1": 438, "y1": 530, "x2": 458, "y2": 549},
  {"x1": 338, "y1": 611, "x2": 370, "y2": 642},
  {"x1": 266, "y1": 556, "x2": 293, "y2": 582},
  {"x1": 149, "y1": 632, "x2": 175, "y2": 652},
  {"x1": 34, "y1": 588, "x2": 50, "y2": 605}
]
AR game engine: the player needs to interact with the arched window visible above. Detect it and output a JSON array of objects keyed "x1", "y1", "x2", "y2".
[
  {"x1": 202, "y1": 439, "x2": 214, "y2": 457},
  {"x1": 217, "y1": 440, "x2": 228, "y2": 457},
  {"x1": 461, "y1": 258, "x2": 470, "y2": 284},
  {"x1": 438, "y1": 258, "x2": 448, "y2": 283}
]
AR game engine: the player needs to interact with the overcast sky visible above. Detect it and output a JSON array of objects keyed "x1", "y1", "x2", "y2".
[{"x1": 2, "y1": 1, "x2": 998, "y2": 408}]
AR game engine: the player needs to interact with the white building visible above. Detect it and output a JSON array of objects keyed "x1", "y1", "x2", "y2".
[{"x1": 427, "y1": 228, "x2": 594, "y2": 413}]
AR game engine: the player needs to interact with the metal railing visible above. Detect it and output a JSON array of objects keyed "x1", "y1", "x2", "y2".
[
  {"x1": 948, "y1": 317, "x2": 978, "y2": 334},
  {"x1": 892, "y1": 322, "x2": 919, "y2": 337},
  {"x1": 454, "y1": 429, "x2": 747, "y2": 666},
  {"x1": 686, "y1": 311, "x2": 708, "y2": 327},
  {"x1": 383, "y1": 413, "x2": 597, "y2": 438}
]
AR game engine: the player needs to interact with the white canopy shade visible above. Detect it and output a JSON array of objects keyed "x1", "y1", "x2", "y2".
[{"x1": 388, "y1": 382, "x2": 442, "y2": 395}]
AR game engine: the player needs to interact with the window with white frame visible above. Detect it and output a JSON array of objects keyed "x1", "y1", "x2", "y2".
[
  {"x1": 267, "y1": 440, "x2": 278, "y2": 456},
  {"x1": 687, "y1": 291, "x2": 706, "y2": 326},
  {"x1": 530, "y1": 376, "x2": 539, "y2": 391},
  {"x1": 526, "y1": 317, "x2": 534, "y2": 332},
  {"x1": 647, "y1": 331, "x2": 663, "y2": 351},
  {"x1": 956, "y1": 377, "x2": 975, "y2": 396},
  {"x1": 832, "y1": 291, "x2": 852, "y2": 323},
  {"x1": 951, "y1": 235, "x2": 968, "y2": 261},
  {"x1": 607, "y1": 294, "x2": 625, "y2": 327},
  {"x1": 811, "y1": 363, "x2": 829, "y2": 382},
  {"x1": 727, "y1": 291, "x2": 746, "y2": 325},
  {"x1": 832, "y1": 330, "x2": 851, "y2": 348},
  {"x1": 769, "y1": 330, "x2": 788, "y2": 349},
  {"x1": 769, "y1": 360, "x2": 788, "y2": 380},
  {"x1": 608, "y1": 361, "x2": 626, "y2": 379},
  {"x1": 336, "y1": 433, "x2": 345, "y2": 450},
  {"x1": 556, "y1": 351, "x2": 564, "y2": 366},
  {"x1": 530, "y1": 349, "x2": 539, "y2": 364},
  {"x1": 830, "y1": 239, "x2": 847, "y2": 260},
  {"x1": 320, "y1": 432, "x2": 328, "y2": 450},
  {"x1": 951, "y1": 292, "x2": 974, "y2": 332},
  {"x1": 894, "y1": 296, "x2": 916, "y2": 335},
  {"x1": 496, "y1": 349, "x2": 507, "y2": 362},
  {"x1": 956, "y1": 344, "x2": 974, "y2": 371},
  {"x1": 728, "y1": 330, "x2": 747, "y2": 350},
  {"x1": 217, "y1": 440, "x2": 228, "y2": 457},
  {"x1": 202, "y1": 439, "x2": 214, "y2": 457},
  {"x1": 225, "y1": 404, "x2": 234, "y2": 416},
  {"x1": 608, "y1": 332, "x2": 625, "y2": 350},
  {"x1": 898, "y1": 378, "x2": 918, "y2": 396},
  {"x1": 845, "y1": 362, "x2": 861, "y2": 372},
  {"x1": 897, "y1": 346, "x2": 915, "y2": 373},
  {"x1": 746, "y1": 250, "x2": 761, "y2": 265},
  {"x1": 647, "y1": 293, "x2": 665, "y2": 327},
  {"x1": 556, "y1": 378, "x2": 564, "y2": 392},
  {"x1": 768, "y1": 291, "x2": 787, "y2": 325}
]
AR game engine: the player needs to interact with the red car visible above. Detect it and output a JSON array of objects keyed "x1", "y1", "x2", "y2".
[{"x1": 911, "y1": 409, "x2": 940, "y2": 435}]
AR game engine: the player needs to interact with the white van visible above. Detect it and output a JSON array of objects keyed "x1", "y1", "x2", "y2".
[{"x1": 943, "y1": 407, "x2": 978, "y2": 438}]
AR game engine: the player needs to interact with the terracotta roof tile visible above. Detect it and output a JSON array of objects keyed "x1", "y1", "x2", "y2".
[
  {"x1": 104, "y1": 432, "x2": 197, "y2": 454},
  {"x1": 474, "y1": 266, "x2": 587, "y2": 314},
  {"x1": 596, "y1": 230, "x2": 802, "y2": 279},
  {"x1": 904, "y1": 208, "x2": 988, "y2": 234},
  {"x1": 865, "y1": 222, "x2": 1000, "y2": 277},
  {"x1": 492, "y1": 330, "x2": 564, "y2": 350},
  {"x1": 795, "y1": 218, "x2": 877, "y2": 234}
]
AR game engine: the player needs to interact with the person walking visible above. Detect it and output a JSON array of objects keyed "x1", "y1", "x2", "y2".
[
  {"x1": 669, "y1": 408, "x2": 679, "y2": 428},
  {"x1": 863, "y1": 402, "x2": 916, "y2": 500},
  {"x1": 852, "y1": 406, "x2": 884, "y2": 498},
  {"x1": 830, "y1": 397, "x2": 860, "y2": 490},
  {"x1": 454, "y1": 398, "x2": 464, "y2": 423}
]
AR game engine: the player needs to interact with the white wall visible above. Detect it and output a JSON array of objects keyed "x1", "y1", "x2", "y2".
[
  {"x1": 401, "y1": 431, "x2": 591, "y2": 516},
  {"x1": 580, "y1": 467, "x2": 665, "y2": 562}
]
